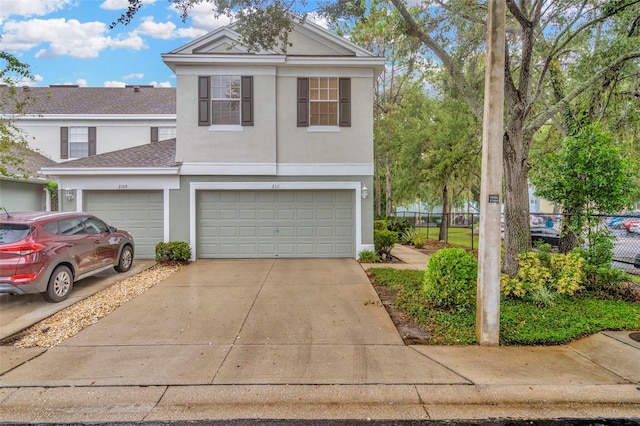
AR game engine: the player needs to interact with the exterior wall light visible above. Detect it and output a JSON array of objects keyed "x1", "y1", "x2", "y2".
[
  {"x1": 65, "y1": 188, "x2": 74, "y2": 202},
  {"x1": 361, "y1": 185, "x2": 368, "y2": 199}
]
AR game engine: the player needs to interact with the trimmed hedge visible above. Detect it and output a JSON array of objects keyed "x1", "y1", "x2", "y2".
[{"x1": 155, "y1": 241, "x2": 191, "y2": 263}]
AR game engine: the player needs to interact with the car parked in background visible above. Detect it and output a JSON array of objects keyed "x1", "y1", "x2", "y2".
[
  {"x1": 531, "y1": 226, "x2": 561, "y2": 247},
  {"x1": 0, "y1": 211, "x2": 134, "y2": 302}
]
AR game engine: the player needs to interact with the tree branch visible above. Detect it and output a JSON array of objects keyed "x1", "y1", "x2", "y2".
[
  {"x1": 525, "y1": 49, "x2": 640, "y2": 134},
  {"x1": 388, "y1": 0, "x2": 483, "y2": 121}
]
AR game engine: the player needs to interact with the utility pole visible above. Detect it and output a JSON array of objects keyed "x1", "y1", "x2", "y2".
[{"x1": 476, "y1": 0, "x2": 506, "y2": 345}]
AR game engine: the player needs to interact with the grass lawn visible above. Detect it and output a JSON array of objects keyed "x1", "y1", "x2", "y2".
[
  {"x1": 417, "y1": 226, "x2": 479, "y2": 249},
  {"x1": 367, "y1": 267, "x2": 640, "y2": 345}
]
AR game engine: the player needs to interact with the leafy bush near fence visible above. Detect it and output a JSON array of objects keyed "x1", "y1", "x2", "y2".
[
  {"x1": 155, "y1": 241, "x2": 191, "y2": 263},
  {"x1": 374, "y1": 220, "x2": 388, "y2": 230},
  {"x1": 387, "y1": 219, "x2": 414, "y2": 238},
  {"x1": 374, "y1": 229, "x2": 398, "y2": 259},
  {"x1": 501, "y1": 247, "x2": 586, "y2": 306},
  {"x1": 423, "y1": 248, "x2": 477, "y2": 312}
]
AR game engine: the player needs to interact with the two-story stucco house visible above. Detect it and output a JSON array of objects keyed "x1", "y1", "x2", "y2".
[
  {"x1": 3, "y1": 85, "x2": 176, "y2": 163},
  {"x1": 1, "y1": 85, "x2": 176, "y2": 210},
  {"x1": 42, "y1": 20, "x2": 384, "y2": 260}
]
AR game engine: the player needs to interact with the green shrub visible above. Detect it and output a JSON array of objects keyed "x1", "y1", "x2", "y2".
[
  {"x1": 374, "y1": 229, "x2": 398, "y2": 259},
  {"x1": 423, "y1": 248, "x2": 477, "y2": 312},
  {"x1": 387, "y1": 219, "x2": 414, "y2": 238},
  {"x1": 501, "y1": 249, "x2": 587, "y2": 300},
  {"x1": 373, "y1": 220, "x2": 387, "y2": 230},
  {"x1": 550, "y1": 250, "x2": 585, "y2": 295},
  {"x1": 155, "y1": 241, "x2": 192, "y2": 263},
  {"x1": 399, "y1": 227, "x2": 417, "y2": 245},
  {"x1": 501, "y1": 251, "x2": 552, "y2": 298},
  {"x1": 578, "y1": 229, "x2": 615, "y2": 268},
  {"x1": 413, "y1": 235, "x2": 428, "y2": 249},
  {"x1": 358, "y1": 249, "x2": 380, "y2": 263}
]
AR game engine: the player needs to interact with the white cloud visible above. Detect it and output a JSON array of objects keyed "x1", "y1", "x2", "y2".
[
  {"x1": 100, "y1": 0, "x2": 156, "y2": 11},
  {"x1": 0, "y1": 0, "x2": 73, "y2": 23},
  {"x1": 148, "y1": 80, "x2": 172, "y2": 87},
  {"x1": 12, "y1": 74, "x2": 44, "y2": 87},
  {"x1": 307, "y1": 13, "x2": 329, "y2": 29},
  {"x1": 1, "y1": 18, "x2": 145, "y2": 58},
  {"x1": 75, "y1": 78, "x2": 88, "y2": 87},
  {"x1": 104, "y1": 80, "x2": 126, "y2": 87},
  {"x1": 136, "y1": 16, "x2": 177, "y2": 39},
  {"x1": 169, "y1": 2, "x2": 231, "y2": 33},
  {"x1": 123, "y1": 73, "x2": 144, "y2": 80}
]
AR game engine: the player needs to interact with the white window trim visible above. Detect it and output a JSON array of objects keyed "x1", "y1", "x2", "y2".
[
  {"x1": 208, "y1": 125, "x2": 244, "y2": 132},
  {"x1": 307, "y1": 126, "x2": 341, "y2": 133}
]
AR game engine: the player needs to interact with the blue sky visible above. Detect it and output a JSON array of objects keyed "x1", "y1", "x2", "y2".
[{"x1": 0, "y1": 0, "x2": 326, "y2": 88}]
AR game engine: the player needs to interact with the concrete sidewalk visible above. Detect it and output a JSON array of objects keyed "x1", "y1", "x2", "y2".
[{"x1": 0, "y1": 251, "x2": 639, "y2": 423}]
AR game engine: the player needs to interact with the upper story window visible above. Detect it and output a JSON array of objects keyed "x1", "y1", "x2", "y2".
[
  {"x1": 60, "y1": 126, "x2": 96, "y2": 160},
  {"x1": 211, "y1": 75, "x2": 241, "y2": 125},
  {"x1": 297, "y1": 77, "x2": 351, "y2": 128},
  {"x1": 198, "y1": 75, "x2": 253, "y2": 128},
  {"x1": 151, "y1": 126, "x2": 177, "y2": 142},
  {"x1": 309, "y1": 77, "x2": 338, "y2": 126}
]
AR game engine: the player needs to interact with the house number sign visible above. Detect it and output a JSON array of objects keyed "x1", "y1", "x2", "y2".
[
  {"x1": 488, "y1": 194, "x2": 499, "y2": 203},
  {"x1": 118, "y1": 184, "x2": 128, "y2": 189}
]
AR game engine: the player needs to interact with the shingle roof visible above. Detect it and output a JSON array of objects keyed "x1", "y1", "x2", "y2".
[
  {"x1": 0, "y1": 85, "x2": 176, "y2": 115},
  {"x1": 1, "y1": 145, "x2": 57, "y2": 180},
  {"x1": 47, "y1": 139, "x2": 177, "y2": 169}
]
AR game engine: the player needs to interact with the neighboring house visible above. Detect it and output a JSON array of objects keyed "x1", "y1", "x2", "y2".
[
  {"x1": 0, "y1": 145, "x2": 57, "y2": 211},
  {"x1": 42, "y1": 20, "x2": 384, "y2": 260},
  {"x1": 1, "y1": 85, "x2": 176, "y2": 162}
]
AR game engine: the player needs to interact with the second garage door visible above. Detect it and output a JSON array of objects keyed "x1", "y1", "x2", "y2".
[
  {"x1": 85, "y1": 190, "x2": 164, "y2": 259},
  {"x1": 197, "y1": 190, "x2": 354, "y2": 258}
]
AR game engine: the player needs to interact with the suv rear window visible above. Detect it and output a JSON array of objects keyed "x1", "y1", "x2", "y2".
[{"x1": 0, "y1": 224, "x2": 33, "y2": 244}]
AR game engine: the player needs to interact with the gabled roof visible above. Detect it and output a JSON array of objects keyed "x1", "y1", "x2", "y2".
[
  {"x1": 43, "y1": 139, "x2": 177, "y2": 170},
  {"x1": 162, "y1": 17, "x2": 384, "y2": 71},
  {"x1": 1, "y1": 145, "x2": 57, "y2": 182},
  {"x1": 0, "y1": 86, "x2": 176, "y2": 115}
]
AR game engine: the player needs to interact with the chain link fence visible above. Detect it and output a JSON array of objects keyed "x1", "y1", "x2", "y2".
[{"x1": 390, "y1": 211, "x2": 640, "y2": 274}]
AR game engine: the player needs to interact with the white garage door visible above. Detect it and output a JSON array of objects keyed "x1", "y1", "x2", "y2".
[
  {"x1": 197, "y1": 190, "x2": 354, "y2": 258},
  {"x1": 85, "y1": 190, "x2": 163, "y2": 259}
]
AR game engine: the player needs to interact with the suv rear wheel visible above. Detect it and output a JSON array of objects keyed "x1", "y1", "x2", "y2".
[{"x1": 44, "y1": 265, "x2": 73, "y2": 303}]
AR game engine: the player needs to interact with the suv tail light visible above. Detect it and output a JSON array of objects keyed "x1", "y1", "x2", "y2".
[{"x1": 0, "y1": 243, "x2": 45, "y2": 255}]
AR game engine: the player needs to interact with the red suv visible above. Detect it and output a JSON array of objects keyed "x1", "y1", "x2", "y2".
[{"x1": 0, "y1": 211, "x2": 135, "y2": 302}]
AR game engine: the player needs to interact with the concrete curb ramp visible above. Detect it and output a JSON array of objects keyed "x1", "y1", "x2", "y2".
[{"x1": 0, "y1": 255, "x2": 639, "y2": 422}]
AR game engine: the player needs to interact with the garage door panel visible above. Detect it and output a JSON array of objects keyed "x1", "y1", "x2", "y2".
[
  {"x1": 85, "y1": 190, "x2": 163, "y2": 259},
  {"x1": 197, "y1": 190, "x2": 354, "y2": 258}
]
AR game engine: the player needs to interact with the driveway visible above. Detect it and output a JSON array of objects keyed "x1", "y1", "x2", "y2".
[
  {"x1": 0, "y1": 259, "x2": 466, "y2": 386},
  {"x1": 0, "y1": 260, "x2": 155, "y2": 340}
]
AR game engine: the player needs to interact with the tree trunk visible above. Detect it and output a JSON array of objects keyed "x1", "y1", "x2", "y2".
[
  {"x1": 502, "y1": 128, "x2": 532, "y2": 275},
  {"x1": 439, "y1": 184, "x2": 449, "y2": 241},
  {"x1": 385, "y1": 156, "x2": 392, "y2": 218}
]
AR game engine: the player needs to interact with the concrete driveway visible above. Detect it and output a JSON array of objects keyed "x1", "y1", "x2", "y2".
[
  {"x1": 0, "y1": 258, "x2": 466, "y2": 386},
  {"x1": 0, "y1": 260, "x2": 155, "y2": 340}
]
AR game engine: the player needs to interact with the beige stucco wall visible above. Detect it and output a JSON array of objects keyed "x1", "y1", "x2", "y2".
[
  {"x1": 175, "y1": 66, "x2": 374, "y2": 165},
  {"x1": 276, "y1": 74, "x2": 374, "y2": 164},
  {"x1": 175, "y1": 72, "x2": 277, "y2": 164},
  {"x1": 17, "y1": 120, "x2": 175, "y2": 162}
]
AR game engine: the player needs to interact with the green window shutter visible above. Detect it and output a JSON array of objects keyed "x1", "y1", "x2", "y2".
[
  {"x1": 297, "y1": 78, "x2": 309, "y2": 127},
  {"x1": 60, "y1": 127, "x2": 69, "y2": 159},
  {"x1": 339, "y1": 78, "x2": 351, "y2": 127},
  {"x1": 241, "y1": 76, "x2": 254, "y2": 126},
  {"x1": 198, "y1": 76, "x2": 210, "y2": 126}
]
